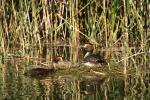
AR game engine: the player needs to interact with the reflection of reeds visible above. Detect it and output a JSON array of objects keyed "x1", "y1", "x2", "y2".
[{"x1": 0, "y1": 0, "x2": 149, "y2": 71}]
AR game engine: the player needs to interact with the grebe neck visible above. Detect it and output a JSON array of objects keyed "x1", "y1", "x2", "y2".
[{"x1": 84, "y1": 52, "x2": 92, "y2": 58}]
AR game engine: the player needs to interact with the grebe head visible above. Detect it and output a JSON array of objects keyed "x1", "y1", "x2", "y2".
[{"x1": 81, "y1": 43, "x2": 94, "y2": 53}]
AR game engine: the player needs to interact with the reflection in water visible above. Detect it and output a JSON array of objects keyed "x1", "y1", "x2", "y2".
[
  {"x1": 80, "y1": 80, "x2": 96, "y2": 96},
  {"x1": 79, "y1": 78, "x2": 107, "y2": 97},
  {"x1": 0, "y1": 59, "x2": 149, "y2": 100}
]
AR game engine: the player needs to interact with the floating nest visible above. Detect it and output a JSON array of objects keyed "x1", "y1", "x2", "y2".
[{"x1": 24, "y1": 68, "x2": 56, "y2": 78}]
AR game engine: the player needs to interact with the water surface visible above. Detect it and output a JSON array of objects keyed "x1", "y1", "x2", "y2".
[{"x1": 0, "y1": 58, "x2": 149, "y2": 100}]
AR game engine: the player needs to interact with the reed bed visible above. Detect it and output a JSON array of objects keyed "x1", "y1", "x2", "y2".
[{"x1": 0, "y1": 0, "x2": 149, "y2": 72}]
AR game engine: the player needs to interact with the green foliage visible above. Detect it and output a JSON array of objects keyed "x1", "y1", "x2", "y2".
[{"x1": 0, "y1": 0, "x2": 149, "y2": 67}]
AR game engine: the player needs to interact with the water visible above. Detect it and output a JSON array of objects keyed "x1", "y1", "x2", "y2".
[{"x1": 0, "y1": 59, "x2": 149, "y2": 100}]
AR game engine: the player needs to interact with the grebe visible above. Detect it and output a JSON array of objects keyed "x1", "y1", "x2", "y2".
[{"x1": 80, "y1": 43, "x2": 107, "y2": 67}]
